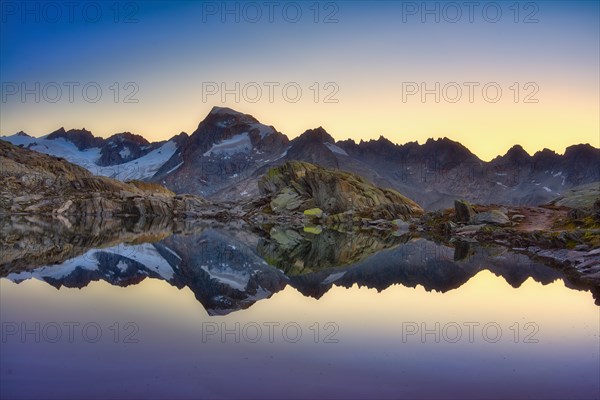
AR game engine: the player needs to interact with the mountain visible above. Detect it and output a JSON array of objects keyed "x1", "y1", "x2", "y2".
[
  {"x1": 46, "y1": 127, "x2": 104, "y2": 150},
  {"x1": 285, "y1": 127, "x2": 340, "y2": 168},
  {"x1": 3, "y1": 107, "x2": 598, "y2": 210},
  {"x1": 153, "y1": 106, "x2": 289, "y2": 198},
  {"x1": 2, "y1": 127, "x2": 186, "y2": 181},
  {"x1": 0, "y1": 139, "x2": 207, "y2": 217}
]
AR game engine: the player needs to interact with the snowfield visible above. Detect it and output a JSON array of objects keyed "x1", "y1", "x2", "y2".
[{"x1": 2, "y1": 134, "x2": 178, "y2": 181}]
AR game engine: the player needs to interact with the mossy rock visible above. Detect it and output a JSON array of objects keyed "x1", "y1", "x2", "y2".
[
  {"x1": 303, "y1": 225, "x2": 323, "y2": 235},
  {"x1": 303, "y1": 208, "x2": 323, "y2": 218}
]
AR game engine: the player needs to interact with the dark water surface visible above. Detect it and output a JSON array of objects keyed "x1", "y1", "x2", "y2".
[{"x1": 1, "y1": 216, "x2": 598, "y2": 399}]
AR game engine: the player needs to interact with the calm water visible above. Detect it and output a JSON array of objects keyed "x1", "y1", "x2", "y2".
[{"x1": 1, "y1": 217, "x2": 598, "y2": 399}]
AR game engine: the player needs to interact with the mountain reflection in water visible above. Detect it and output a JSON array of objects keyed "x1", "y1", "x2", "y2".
[{"x1": 1, "y1": 215, "x2": 598, "y2": 315}]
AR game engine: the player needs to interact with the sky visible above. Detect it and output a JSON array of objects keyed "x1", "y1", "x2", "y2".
[{"x1": 1, "y1": 0, "x2": 599, "y2": 161}]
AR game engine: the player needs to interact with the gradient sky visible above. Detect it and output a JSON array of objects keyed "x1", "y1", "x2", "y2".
[{"x1": 1, "y1": 0, "x2": 598, "y2": 160}]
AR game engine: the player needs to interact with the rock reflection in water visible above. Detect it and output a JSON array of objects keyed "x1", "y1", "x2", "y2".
[{"x1": 1, "y1": 216, "x2": 598, "y2": 314}]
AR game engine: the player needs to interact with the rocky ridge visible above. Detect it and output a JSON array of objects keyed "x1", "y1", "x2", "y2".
[{"x1": 4, "y1": 106, "x2": 599, "y2": 209}]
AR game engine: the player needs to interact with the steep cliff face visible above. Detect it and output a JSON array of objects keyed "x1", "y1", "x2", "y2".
[
  {"x1": 257, "y1": 160, "x2": 424, "y2": 220},
  {"x1": 0, "y1": 140, "x2": 207, "y2": 218}
]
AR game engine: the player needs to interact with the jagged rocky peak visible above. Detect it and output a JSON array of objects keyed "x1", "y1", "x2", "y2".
[
  {"x1": 14, "y1": 131, "x2": 30, "y2": 137},
  {"x1": 502, "y1": 144, "x2": 531, "y2": 162},
  {"x1": 169, "y1": 131, "x2": 189, "y2": 146},
  {"x1": 532, "y1": 148, "x2": 562, "y2": 168},
  {"x1": 564, "y1": 143, "x2": 600, "y2": 160},
  {"x1": 295, "y1": 127, "x2": 335, "y2": 144},
  {"x1": 423, "y1": 137, "x2": 471, "y2": 154},
  {"x1": 335, "y1": 136, "x2": 403, "y2": 158},
  {"x1": 357, "y1": 135, "x2": 399, "y2": 153},
  {"x1": 285, "y1": 127, "x2": 339, "y2": 168},
  {"x1": 96, "y1": 131, "x2": 155, "y2": 166},
  {"x1": 203, "y1": 106, "x2": 262, "y2": 131},
  {"x1": 183, "y1": 107, "x2": 284, "y2": 157},
  {"x1": 419, "y1": 137, "x2": 479, "y2": 164},
  {"x1": 106, "y1": 131, "x2": 150, "y2": 146},
  {"x1": 533, "y1": 148, "x2": 559, "y2": 160},
  {"x1": 46, "y1": 127, "x2": 103, "y2": 150}
]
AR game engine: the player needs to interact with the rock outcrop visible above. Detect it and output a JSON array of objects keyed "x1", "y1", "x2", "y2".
[{"x1": 257, "y1": 161, "x2": 424, "y2": 221}]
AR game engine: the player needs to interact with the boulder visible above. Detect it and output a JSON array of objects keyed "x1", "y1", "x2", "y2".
[
  {"x1": 270, "y1": 187, "x2": 303, "y2": 212},
  {"x1": 454, "y1": 200, "x2": 475, "y2": 223},
  {"x1": 470, "y1": 210, "x2": 510, "y2": 226}
]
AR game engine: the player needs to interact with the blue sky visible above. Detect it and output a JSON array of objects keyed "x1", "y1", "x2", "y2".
[{"x1": 1, "y1": 0, "x2": 599, "y2": 159}]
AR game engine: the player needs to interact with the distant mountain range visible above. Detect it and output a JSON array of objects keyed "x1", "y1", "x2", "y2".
[{"x1": 3, "y1": 106, "x2": 599, "y2": 209}]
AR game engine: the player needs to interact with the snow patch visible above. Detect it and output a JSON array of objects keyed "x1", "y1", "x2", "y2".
[
  {"x1": 125, "y1": 243, "x2": 175, "y2": 280},
  {"x1": 200, "y1": 265, "x2": 250, "y2": 291},
  {"x1": 119, "y1": 147, "x2": 131, "y2": 159},
  {"x1": 249, "y1": 123, "x2": 275, "y2": 139},
  {"x1": 165, "y1": 161, "x2": 184, "y2": 175},
  {"x1": 325, "y1": 142, "x2": 348, "y2": 156},
  {"x1": 116, "y1": 260, "x2": 129, "y2": 272},
  {"x1": 203, "y1": 133, "x2": 252, "y2": 157},
  {"x1": 162, "y1": 245, "x2": 182, "y2": 261},
  {"x1": 322, "y1": 271, "x2": 347, "y2": 285}
]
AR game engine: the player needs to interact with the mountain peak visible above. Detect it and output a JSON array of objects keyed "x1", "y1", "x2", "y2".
[
  {"x1": 564, "y1": 143, "x2": 600, "y2": 159},
  {"x1": 169, "y1": 131, "x2": 189, "y2": 146},
  {"x1": 197, "y1": 106, "x2": 260, "y2": 129},
  {"x1": 421, "y1": 137, "x2": 478, "y2": 162},
  {"x1": 106, "y1": 131, "x2": 149, "y2": 146},
  {"x1": 296, "y1": 127, "x2": 335, "y2": 144},
  {"x1": 286, "y1": 127, "x2": 338, "y2": 168},
  {"x1": 209, "y1": 106, "x2": 249, "y2": 117},
  {"x1": 46, "y1": 127, "x2": 101, "y2": 150},
  {"x1": 504, "y1": 144, "x2": 531, "y2": 161},
  {"x1": 49, "y1": 127, "x2": 66, "y2": 136}
]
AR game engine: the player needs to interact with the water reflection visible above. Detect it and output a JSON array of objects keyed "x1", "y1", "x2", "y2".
[
  {"x1": 1, "y1": 216, "x2": 599, "y2": 399},
  {"x1": 1, "y1": 215, "x2": 598, "y2": 315}
]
